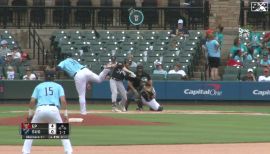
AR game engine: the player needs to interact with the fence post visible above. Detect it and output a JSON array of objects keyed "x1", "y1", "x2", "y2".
[
  {"x1": 239, "y1": 0, "x2": 244, "y2": 27},
  {"x1": 28, "y1": 23, "x2": 31, "y2": 49},
  {"x1": 204, "y1": 0, "x2": 210, "y2": 29}
]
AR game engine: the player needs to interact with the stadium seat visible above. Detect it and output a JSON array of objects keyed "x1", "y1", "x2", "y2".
[
  {"x1": 167, "y1": 74, "x2": 183, "y2": 80},
  {"x1": 151, "y1": 74, "x2": 166, "y2": 80},
  {"x1": 222, "y1": 74, "x2": 239, "y2": 81},
  {"x1": 223, "y1": 66, "x2": 240, "y2": 75}
]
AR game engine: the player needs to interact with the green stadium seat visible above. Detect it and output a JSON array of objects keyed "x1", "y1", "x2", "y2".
[
  {"x1": 256, "y1": 67, "x2": 264, "y2": 77},
  {"x1": 147, "y1": 57, "x2": 160, "y2": 63},
  {"x1": 222, "y1": 74, "x2": 239, "y2": 81},
  {"x1": 151, "y1": 74, "x2": 166, "y2": 80},
  {"x1": 167, "y1": 74, "x2": 183, "y2": 80},
  {"x1": 223, "y1": 66, "x2": 240, "y2": 75}
]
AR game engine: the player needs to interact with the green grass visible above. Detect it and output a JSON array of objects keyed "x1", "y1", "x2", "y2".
[
  {"x1": 1, "y1": 114, "x2": 270, "y2": 145},
  {"x1": 0, "y1": 104, "x2": 270, "y2": 146}
]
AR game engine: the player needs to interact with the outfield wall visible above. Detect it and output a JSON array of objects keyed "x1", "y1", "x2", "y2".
[{"x1": 1, "y1": 80, "x2": 270, "y2": 101}]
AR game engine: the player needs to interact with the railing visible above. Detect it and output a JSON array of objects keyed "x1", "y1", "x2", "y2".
[
  {"x1": 239, "y1": 1, "x2": 270, "y2": 30},
  {"x1": 28, "y1": 23, "x2": 47, "y2": 65},
  {"x1": 0, "y1": 6, "x2": 208, "y2": 30}
]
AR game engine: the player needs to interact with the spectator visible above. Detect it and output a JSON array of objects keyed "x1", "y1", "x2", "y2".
[
  {"x1": 258, "y1": 67, "x2": 270, "y2": 82},
  {"x1": 153, "y1": 62, "x2": 167, "y2": 78},
  {"x1": 206, "y1": 33, "x2": 220, "y2": 80},
  {"x1": 215, "y1": 25, "x2": 224, "y2": 48},
  {"x1": 12, "y1": 45, "x2": 21, "y2": 65},
  {"x1": 170, "y1": 19, "x2": 189, "y2": 37},
  {"x1": 12, "y1": 45, "x2": 21, "y2": 59},
  {"x1": 5, "y1": 65, "x2": 15, "y2": 80},
  {"x1": 206, "y1": 28, "x2": 214, "y2": 39},
  {"x1": 0, "y1": 40, "x2": 11, "y2": 64},
  {"x1": 4, "y1": 52, "x2": 14, "y2": 66},
  {"x1": 266, "y1": 42, "x2": 270, "y2": 58},
  {"x1": 233, "y1": 50, "x2": 244, "y2": 63},
  {"x1": 23, "y1": 67, "x2": 37, "y2": 80},
  {"x1": 229, "y1": 37, "x2": 248, "y2": 59},
  {"x1": 127, "y1": 54, "x2": 137, "y2": 68},
  {"x1": 247, "y1": 31, "x2": 263, "y2": 55},
  {"x1": 259, "y1": 55, "x2": 270, "y2": 68},
  {"x1": 241, "y1": 68, "x2": 256, "y2": 81},
  {"x1": 168, "y1": 63, "x2": 187, "y2": 79},
  {"x1": 263, "y1": 32, "x2": 270, "y2": 44},
  {"x1": 21, "y1": 50, "x2": 30, "y2": 62}
]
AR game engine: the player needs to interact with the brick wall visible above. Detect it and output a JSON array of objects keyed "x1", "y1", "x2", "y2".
[{"x1": 208, "y1": 0, "x2": 241, "y2": 30}]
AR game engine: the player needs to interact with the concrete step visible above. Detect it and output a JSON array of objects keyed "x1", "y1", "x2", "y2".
[{"x1": 193, "y1": 71, "x2": 202, "y2": 78}]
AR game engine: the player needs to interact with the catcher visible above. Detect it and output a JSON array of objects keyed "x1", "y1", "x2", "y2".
[{"x1": 140, "y1": 77, "x2": 163, "y2": 111}]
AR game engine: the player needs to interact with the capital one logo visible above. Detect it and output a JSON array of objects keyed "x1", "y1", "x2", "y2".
[
  {"x1": 183, "y1": 84, "x2": 222, "y2": 96},
  {"x1": 251, "y1": 2, "x2": 268, "y2": 12}
]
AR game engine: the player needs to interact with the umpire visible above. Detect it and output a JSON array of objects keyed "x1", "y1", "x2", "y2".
[{"x1": 127, "y1": 64, "x2": 152, "y2": 111}]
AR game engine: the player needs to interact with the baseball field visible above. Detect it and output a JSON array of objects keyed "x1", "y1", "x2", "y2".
[{"x1": 0, "y1": 103, "x2": 270, "y2": 154}]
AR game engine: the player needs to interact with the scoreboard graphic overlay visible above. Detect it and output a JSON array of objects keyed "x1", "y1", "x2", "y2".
[{"x1": 20, "y1": 123, "x2": 69, "y2": 139}]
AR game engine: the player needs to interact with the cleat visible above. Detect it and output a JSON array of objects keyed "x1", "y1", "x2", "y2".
[
  {"x1": 80, "y1": 111, "x2": 87, "y2": 115},
  {"x1": 136, "y1": 107, "x2": 143, "y2": 111},
  {"x1": 112, "y1": 107, "x2": 122, "y2": 112}
]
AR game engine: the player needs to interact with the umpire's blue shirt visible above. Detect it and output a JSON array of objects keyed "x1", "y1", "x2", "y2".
[
  {"x1": 58, "y1": 58, "x2": 84, "y2": 77},
  {"x1": 32, "y1": 81, "x2": 65, "y2": 108}
]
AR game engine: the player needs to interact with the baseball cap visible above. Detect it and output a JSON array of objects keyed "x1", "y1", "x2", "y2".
[
  {"x1": 6, "y1": 52, "x2": 12, "y2": 56},
  {"x1": 1, "y1": 40, "x2": 8, "y2": 45},
  {"x1": 206, "y1": 29, "x2": 214, "y2": 35},
  {"x1": 247, "y1": 68, "x2": 253, "y2": 73},
  {"x1": 155, "y1": 61, "x2": 162, "y2": 66},
  {"x1": 178, "y1": 19, "x2": 183, "y2": 24}
]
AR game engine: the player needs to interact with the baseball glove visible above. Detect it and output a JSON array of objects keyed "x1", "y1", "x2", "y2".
[{"x1": 141, "y1": 86, "x2": 155, "y2": 102}]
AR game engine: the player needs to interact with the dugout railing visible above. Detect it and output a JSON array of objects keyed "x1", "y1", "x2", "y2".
[{"x1": 28, "y1": 23, "x2": 47, "y2": 65}]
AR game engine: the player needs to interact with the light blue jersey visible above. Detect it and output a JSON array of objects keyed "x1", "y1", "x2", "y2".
[
  {"x1": 58, "y1": 58, "x2": 84, "y2": 77},
  {"x1": 206, "y1": 40, "x2": 220, "y2": 58},
  {"x1": 32, "y1": 81, "x2": 65, "y2": 108}
]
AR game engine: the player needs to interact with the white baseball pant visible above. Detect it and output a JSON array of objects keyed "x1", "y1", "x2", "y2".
[
  {"x1": 22, "y1": 105, "x2": 72, "y2": 154},
  {"x1": 141, "y1": 97, "x2": 161, "y2": 111},
  {"x1": 109, "y1": 79, "x2": 127, "y2": 105},
  {"x1": 74, "y1": 68, "x2": 110, "y2": 114}
]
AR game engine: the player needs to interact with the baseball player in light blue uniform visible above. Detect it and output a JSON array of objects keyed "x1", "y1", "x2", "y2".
[
  {"x1": 22, "y1": 69, "x2": 72, "y2": 154},
  {"x1": 57, "y1": 58, "x2": 111, "y2": 115}
]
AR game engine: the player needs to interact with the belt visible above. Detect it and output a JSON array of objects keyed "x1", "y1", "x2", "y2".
[
  {"x1": 40, "y1": 104, "x2": 56, "y2": 107},
  {"x1": 111, "y1": 77, "x2": 122, "y2": 81},
  {"x1": 73, "y1": 67, "x2": 86, "y2": 77}
]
